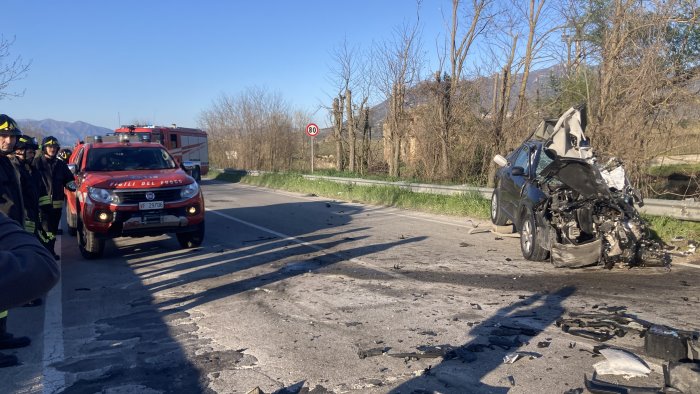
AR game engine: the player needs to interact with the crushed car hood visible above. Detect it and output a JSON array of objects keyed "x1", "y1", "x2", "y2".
[
  {"x1": 540, "y1": 155, "x2": 611, "y2": 198},
  {"x1": 83, "y1": 169, "x2": 192, "y2": 189}
]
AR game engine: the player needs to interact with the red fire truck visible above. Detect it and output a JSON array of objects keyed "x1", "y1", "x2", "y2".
[{"x1": 114, "y1": 125, "x2": 209, "y2": 181}]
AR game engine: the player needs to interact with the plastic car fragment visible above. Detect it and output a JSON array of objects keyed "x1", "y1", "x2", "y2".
[{"x1": 594, "y1": 348, "x2": 651, "y2": 378}]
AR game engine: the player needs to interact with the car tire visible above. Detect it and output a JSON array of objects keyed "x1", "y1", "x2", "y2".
[
  {"x1": 66, "y1": 206, "x2": 78, "y2": 237},
  {"x1": 79, "y1": 219, "x2": 105, "y2": 259},
  {"x1": 177, "y1": 222, "x2": 205, "y2": 248},
  {"x1": 491, "y1": 190, "x2": 508, "y2": 226},
  {"x1": 520, "y1": 207, "x2": 549, "y2": 261}
]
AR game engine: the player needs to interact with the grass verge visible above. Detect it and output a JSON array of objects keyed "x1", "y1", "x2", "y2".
[
  {"x1": 208, "y1": 170, "x2": 698, "y2": 244},
  {"x1": 648, "y1": 163, "x2": 700, "y2": 177},
  {"x1": 209, "y1": 170, "x2": 491, "y2": 220}
]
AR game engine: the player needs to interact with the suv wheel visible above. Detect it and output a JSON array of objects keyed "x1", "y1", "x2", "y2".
[
  {"x1": 520, "y1": 207, "x2": 548, "y2": 261},
  {"x1": 177, "y1": 222, "x2": 205, "y2": 248},
  {"x1": 79, "y1": 220, "x2": 105, "y2": 259},
  {"x1": 66, "y1": 206, "x2": 78, "y2": 236},
  {"x1": 491, "y1": 190, "x2": 508, "y2": 226}
]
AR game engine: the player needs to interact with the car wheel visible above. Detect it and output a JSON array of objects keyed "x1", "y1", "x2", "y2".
[
  {"x1": 79, "y1": 220, "x2": 105, "y2": 259},
  {"x1": 177, "y1": 222, "x2": 205, "y2": 248},
  {"x1": 491, "y1": 190, "x2": 508, "y2": 226},
  {"x1": 66, "y1": 206, "x2": 78, "y2": 236},
  {"x1": 520, "y1": 207, "x2": 548, "y2": 261}
]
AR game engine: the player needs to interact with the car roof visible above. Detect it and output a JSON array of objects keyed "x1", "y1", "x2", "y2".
[{"x1": 85, "y1": 142, "x2": 164, "y2": 149}]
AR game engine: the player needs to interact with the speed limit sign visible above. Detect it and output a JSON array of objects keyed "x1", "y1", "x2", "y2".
[{"x1": 305, "y1": 123, "x2": 319, "y2": 137}]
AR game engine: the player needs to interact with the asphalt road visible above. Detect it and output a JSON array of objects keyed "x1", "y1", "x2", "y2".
[{"x1": 3, "y1": 179, "x2": 699, "y2": 394}]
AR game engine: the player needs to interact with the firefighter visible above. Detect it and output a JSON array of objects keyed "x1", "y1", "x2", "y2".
[
  {"x1": 10, "y1": 135, "x2": 48, "y2": 308},
  {"x1": 0, "y1": 115, "x2": 32, "y2": 366},
  {"x1": 33, "y1": 135, "x2": 76, "y2": 260}
]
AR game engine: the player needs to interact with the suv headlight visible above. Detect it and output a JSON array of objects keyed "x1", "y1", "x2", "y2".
[
  {"x1": 181, "y1": 182, "x2": 199, "y2": 199},
  {"x1": 88, "y1": 187, "x2": 114, "y2": 204}
]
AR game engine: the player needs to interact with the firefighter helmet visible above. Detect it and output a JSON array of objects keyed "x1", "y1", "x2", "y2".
[
  {"x1": 15, "y1": 135, "x2": 37, "y2": 151},
  {"x1": 58, "y1": 148, "x2": 72, "y2": 161},
  {"x1": 0, "y1": 114, "x2": 21, "y2": 136},
  {"x1": 42, "y1": 136, "x2": 60, "y2": 151}
]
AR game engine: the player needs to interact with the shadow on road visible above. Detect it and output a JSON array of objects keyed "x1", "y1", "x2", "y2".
[
  {"x1": 388, "y1": 286, "x2": 576, "y2": 394},
  {"x1": 51, "y1": 195, "x2": 426, "y2": 393}
]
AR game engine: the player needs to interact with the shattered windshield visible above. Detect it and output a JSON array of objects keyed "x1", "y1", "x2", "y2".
[{"x1": 85, "y1": 147, "x2": 178, "y2": 171}]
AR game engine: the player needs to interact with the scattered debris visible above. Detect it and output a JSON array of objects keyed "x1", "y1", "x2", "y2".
[
  {"x1": 645, "y1": 325, "x2": 700, "y2": 362},
  {"x1": 459, "y1": 242, "x2": 473, "y2": 247},
  {"x1": 392, "y1": 263, "x2": 403, "y2": 270},
  {"x1": 584, "y1": 372, "x2": 661, "y2": 394},
  {"x1": 418, "y1": 330, "x2": 438, "y2": 337},
  {"x1": 593, "y1": 348, "x2": 651, "y2": 378},
  {"x1": 468, "y1": 227, "x2": 491, "y2": 234},
  {"x1": 665, "y1": 361, "x2": 700, "y2": 394},
  {"x1": 488, "y1": 336, "x2": 522, "y2": 349},
  {"x1": 357, "y1": 347, "x2": 390, "y2": 359},
  {"x1": 507, "y1": 375, "x2": 516, "y2": 386},
  {"x1": 470, "y1": 303, "x2": 482, "y2": 310},
  {"x1": 537, "y1": 341, "x2": 551, "y2": 348},
  {"x1": 563, "y1": 389, "x2": 584, "y2": 394},
  {"x1": 556, "y1": 309, "x2": 646, "y2": 342},
  {"x1": 503, "y1": 351, "x2": 542, "y2": 364},
  {"x1": 246, "y1": 387, "x2": 265, "y2": 394},
  {"x1": 491, "y1": 323, "x2": 538, "y2": 337}
]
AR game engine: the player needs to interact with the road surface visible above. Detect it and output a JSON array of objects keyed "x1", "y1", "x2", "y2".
[{"x1": 3, "y1": 179, "x2": 699, "y2": 393}]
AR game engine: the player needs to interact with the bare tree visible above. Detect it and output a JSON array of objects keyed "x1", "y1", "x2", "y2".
[
  {"x1": 375, "y1": 22, "x2": 423, "y2": 177},
  {"x1": 0, "y1": 35, "x2": 30, "y2": 100},
  {"x1": 199, "y1": 87, "x2": 300, "y2": 172},
  {"x1": 436, "y1": 0, "x2": 491, "y2": 177}
]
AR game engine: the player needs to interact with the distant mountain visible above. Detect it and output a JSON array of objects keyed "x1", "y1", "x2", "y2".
[{"x1": 16, "y1": 119, "x2": 113, "y2": 147}]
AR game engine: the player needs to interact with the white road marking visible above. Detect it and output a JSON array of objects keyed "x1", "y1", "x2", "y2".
[
  {"x1": 42, "y1": 235, "x2": 65, "y2": 394},
  {"x1": 207, "y1": 209, "x2": 404, "y2": 278}
]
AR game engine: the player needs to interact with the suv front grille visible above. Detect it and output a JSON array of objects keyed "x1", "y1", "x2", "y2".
[{"x1": 114, "y1": 187, "x2": 182, "y2": 204}]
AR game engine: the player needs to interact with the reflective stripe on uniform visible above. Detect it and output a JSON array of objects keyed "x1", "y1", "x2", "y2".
[
  {"x1": 38, "y1": 229, "x2": 53, "y2": 243},
  {"x1": 0, "y1": 310, "x2": 7, "y2": 319},
  {"x1": 39, "y1": 196, "x2": 51, "y2": 206},
  {"x1": 52, "y1": 201, "x2": 63, "y2": 209},
  {"x1": 24, "y1": 220, "x2": 36, "y2": 233}
]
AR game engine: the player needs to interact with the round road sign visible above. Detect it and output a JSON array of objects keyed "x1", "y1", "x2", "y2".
[{"x1": 305, "y1": 123, "x2": 319, "y2": 137}]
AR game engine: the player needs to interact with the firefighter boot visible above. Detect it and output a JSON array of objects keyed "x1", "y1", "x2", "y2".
[{"x1": 0, "y1": 316, "x2": 30, "y2": 349}]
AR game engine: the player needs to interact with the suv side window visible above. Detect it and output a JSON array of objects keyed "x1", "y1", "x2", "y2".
[
  {"x1": 513, "y1": 147, "x2": 530, "y2": 175},
  {"x1": 74, "y1": 147, "x2": 85, "y2": 171}
]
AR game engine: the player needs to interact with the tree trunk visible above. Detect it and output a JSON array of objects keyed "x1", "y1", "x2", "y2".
[{"x1": 346, "y1": 89, "x2": 355, "y2": 172}]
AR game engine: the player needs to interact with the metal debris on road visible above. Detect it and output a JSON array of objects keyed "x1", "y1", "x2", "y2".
[
  {"x1": 584, "y1": 372, "x2": 661, "y2": 394},
  {"x1": 357, "y1": 347, "x2": 391, "y2": 359},
  {"x1": 503, "y1": 351, "x2": 543, "y2": 364}
]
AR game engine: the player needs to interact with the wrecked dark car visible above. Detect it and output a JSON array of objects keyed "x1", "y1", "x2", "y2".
[{"x1": 491, "y1": 105, "x2": 669, "y2": 268}]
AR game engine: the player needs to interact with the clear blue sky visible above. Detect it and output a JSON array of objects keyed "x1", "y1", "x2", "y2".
[{"x1": 2, "y1": 1, "x2": 452, "y2": 129}]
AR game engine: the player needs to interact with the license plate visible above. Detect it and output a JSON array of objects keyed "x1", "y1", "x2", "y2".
[{"x1": 139, "y1": 201, "x2": 164, "y2": 210}]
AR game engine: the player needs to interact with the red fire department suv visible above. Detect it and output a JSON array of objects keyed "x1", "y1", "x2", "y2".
[{"x1": 65, "y1": 135, "x2": 205, "y2": 258}]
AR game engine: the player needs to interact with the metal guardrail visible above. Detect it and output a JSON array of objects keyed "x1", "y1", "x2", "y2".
[{"x1": 220, "y1": 169, "x2": 700, "y2": 222}]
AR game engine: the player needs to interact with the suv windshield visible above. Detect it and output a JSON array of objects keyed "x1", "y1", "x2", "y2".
[{"x1": 85, "y1": 147, "x2": 178, "y2": 171}]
